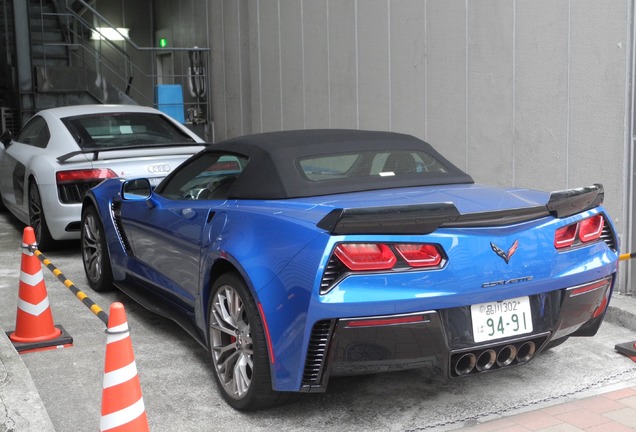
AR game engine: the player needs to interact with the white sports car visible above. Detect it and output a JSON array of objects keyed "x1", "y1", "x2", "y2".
[{"x1": 0, "y1": 104, "x2": 205, "y2": 249}]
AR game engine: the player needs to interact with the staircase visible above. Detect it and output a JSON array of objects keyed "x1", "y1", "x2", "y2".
[
  {"x1": 0, "y1": 0, "x2": 137, "y2": 129},
  {"x1": 0, "y1": 0, "x2": 211, "y2": 137},
  {"x1": 29, "y1": 0, "x2": 138, "y2": 118},
  {"x1": 30, "y1": 0, "x2": 69, "y2": 68}
]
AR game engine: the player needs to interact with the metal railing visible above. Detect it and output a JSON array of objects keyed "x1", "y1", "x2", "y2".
[{"x1": 32, "y1": 0, "x2": 211, "y2": 129}]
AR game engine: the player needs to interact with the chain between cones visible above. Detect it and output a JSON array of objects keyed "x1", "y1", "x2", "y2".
[{"x1": 28, "y1": 243, "x2": 110, "y2": 326}]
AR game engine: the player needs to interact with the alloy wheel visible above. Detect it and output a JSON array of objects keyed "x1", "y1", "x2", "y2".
[
  {"x1": 209, "y1": 284, "x2": 254, "y2": 400},
  {"x1": 82, "y1": 211, "x2": 103, "y2": 284}
]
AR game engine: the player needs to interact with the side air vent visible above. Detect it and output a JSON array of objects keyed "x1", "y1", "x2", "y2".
[
  {"x1": 111, "y1": 201, "x2": 133, "y2": 255},
  {"x1": 320, "y1": 257, "x2": 346, "y2": 295},
  {"x1": 600, "y1": 218, "x2": 617, "y2": 251},
  {"x1": 301, "y1": 320, "x2": 334, "y2": 389}
]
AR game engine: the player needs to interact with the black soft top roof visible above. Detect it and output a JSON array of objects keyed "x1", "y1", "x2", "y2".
[{"x1": 206, "y1": 129, "x2": 474, "y2": 199}]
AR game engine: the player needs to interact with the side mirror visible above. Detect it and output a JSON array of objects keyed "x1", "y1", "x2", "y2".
[
  {"x1": 0, "y1": 130, "x2": 12, "y2": 147},
  {"x1": 122, "y1": 178, "x2": 152, "y2": 201}
]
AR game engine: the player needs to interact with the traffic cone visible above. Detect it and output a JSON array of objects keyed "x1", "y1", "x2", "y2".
[
  {"x1": 7, "y1": 226, "x2": 72, "y2": 353},
  {"x1": 615, "y1": 340, "x2": 636, "y2": 362},
  {"x1": 100, "y1": 302, "x2": 149, "y2": 432}
]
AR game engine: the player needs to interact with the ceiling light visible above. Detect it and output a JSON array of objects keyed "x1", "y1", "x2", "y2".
[{"x1": 91, "y1": 27, "x2": 130, "y2": 41}]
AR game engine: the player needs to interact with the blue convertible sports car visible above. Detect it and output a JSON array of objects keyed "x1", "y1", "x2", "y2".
[{"x1": 81, "y1": 129, "x2": 619, "y2": 410}]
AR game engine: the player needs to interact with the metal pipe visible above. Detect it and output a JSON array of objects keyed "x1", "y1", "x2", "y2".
[
  {"x1": 515, "y1": 341, "x2": 536, "y2": 363},
  {"x1": 475, "y1": 349, "x2": 496, "y2": 371},
  {"x1": 454, "y1": 353, "x2": 476, "y2": 376},
  {"x1": 496, "y1": 345, "x2": 517, "y2": 367}
]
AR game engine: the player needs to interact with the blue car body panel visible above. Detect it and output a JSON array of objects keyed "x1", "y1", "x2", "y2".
[{"x1": 83, "y1": 130, "x2": 619, "y2": 395}]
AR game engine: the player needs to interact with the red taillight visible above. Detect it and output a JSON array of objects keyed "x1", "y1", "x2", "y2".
[
  {"x1": 578, "y1": 215, "x2": 604, "y2": 242},
  {"x1": 395, "y1": 244, "x2": 442, "y2": 267},
  {"x1": 554, "y1": 224, "x2": 578, "y2": 249},
  {"x1": 333, "y1": 242, "x2": 444, "y2": 271},
  {"x1": 554, "y1": 215, "x2": 605, "y2": 249},
  {"x1": 56, "y1": 169, "x2": 118, "y2": 184},
  {"x1": 334, "y1": 243, "x2": 397, "y2": 271}
]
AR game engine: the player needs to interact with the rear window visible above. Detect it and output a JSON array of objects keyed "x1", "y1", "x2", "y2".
[
  {"x1": 61, "y1": 113, "x2": 196, "y2": 148},
  {"x1": 298, "y1": 150, "x2": 449, "y2": 182}
]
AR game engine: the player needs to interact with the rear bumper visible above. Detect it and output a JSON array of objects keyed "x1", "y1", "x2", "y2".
[
  {"x1": 300, "y1": 275, "x2": 613, "y2": 392},
  {"x1": 38, "y1": 183, "x2": 81, "y2": 240}
]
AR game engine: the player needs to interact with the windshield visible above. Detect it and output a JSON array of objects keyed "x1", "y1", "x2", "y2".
[
  {"x1": 61, "y1": 112, "x2": 196, "y2": 148},
  {"x1": 157, "y1": 152, "x2": 249, "y2": 200}
]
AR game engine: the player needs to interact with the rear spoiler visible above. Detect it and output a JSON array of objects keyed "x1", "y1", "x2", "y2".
[
  {"x1": 546, "y1": 183, "x2": 604, "y2": 218},
  {"x1": 317, "y1": 203, "x2": 460, "y2": 235},
  {"x1": 57, "y1": 142, "x2": 206, "y2": 163},
  {"x1": 317, "y1": 183, "x2": 604, "y2": 235}
]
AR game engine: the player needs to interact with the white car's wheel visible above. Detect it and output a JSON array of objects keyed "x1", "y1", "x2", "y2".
[{"x1": 28, "y1": 181, "x2": 54, "y2": 250}]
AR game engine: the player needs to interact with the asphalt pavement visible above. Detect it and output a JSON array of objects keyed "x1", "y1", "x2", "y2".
[{"x1": 1, "y1": 210, "x2": 636, "y2": 432}]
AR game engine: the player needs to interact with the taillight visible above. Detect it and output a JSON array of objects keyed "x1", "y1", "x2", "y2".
[
  {"x1": 578, "y1": 215, "x2": 604, "y2": 242},
  {"x1": 554, "y1": 215, "x2": 605, "y2": 249},
  {"x1": 554, "y1": 224, "x2": 577, "y2": 249},
  {"x1": 56, "y1": 169, "x2": 118, "y2": 184},
  {"x1": 322, "y1": 242, "x2": 445, "y2": 294},
  {"x1": 395, "y1": 244, "x2": 442, "y2": 267},
  {"x1": 334, "y1": 243, "x2": 396, "y2": 271},
  {"x1": 333, "y1": 242, "x2": 443, "y2": 271}
]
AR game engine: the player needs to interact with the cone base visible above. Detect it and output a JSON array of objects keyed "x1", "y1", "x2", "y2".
[
  {"x1": 615, "y1": 340, "x2": 636, "y2": 362},
  {"x1": 10, "y1": 326, "x2": 62, "y2": 343},
  {"x1": 6, "y1": 325, "x2": 73, "y2": 353}
]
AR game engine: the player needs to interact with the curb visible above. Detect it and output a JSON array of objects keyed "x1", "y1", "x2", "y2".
[
  {"x1": 606, "y1": 294, "x2": 636, "y2": 332},
  {"x1": 0, "y1": 329, "x2": 56, "y2": 431}
]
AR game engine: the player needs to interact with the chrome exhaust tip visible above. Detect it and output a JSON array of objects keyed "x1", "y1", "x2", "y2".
[
  {"x1": 516, "y1": 341, "x2": 536, "y2": 363},
  {"x1": 496, "y1": 345, "x2": 517, "y2": 367},
  {"x1": 454, "y1": 353, "x2": 477, "y2": 376},
  {"x1": 476, "y1": 349, "x2": 497, "y2": 371}
]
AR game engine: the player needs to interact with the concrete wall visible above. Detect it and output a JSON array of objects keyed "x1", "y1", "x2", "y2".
[
  {"x1": 154, "y1": 0, "x2": 210, "y2": 75},
  {"x1": 210, "y1": 0, "x2": 632, "y2": 274}
]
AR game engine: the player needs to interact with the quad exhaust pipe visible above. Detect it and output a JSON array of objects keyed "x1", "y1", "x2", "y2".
[
  {"x1": 454, "y1": 353, "x2": 476, "y2": 375},
  {"x1": 451, "y1": 339, "x2": 540, "y2": 377},
  {"x1": 476, "y1": 349, "x2": 496, "y2": 371}
]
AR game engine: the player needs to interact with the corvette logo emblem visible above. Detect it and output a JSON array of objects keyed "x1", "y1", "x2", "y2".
[{"x1": 490, "y1": 240, "x2": 518, "y2": 264}]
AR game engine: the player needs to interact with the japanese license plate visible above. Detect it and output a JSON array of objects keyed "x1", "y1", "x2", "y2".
[{"x1": 471, "y1": 296, "x2": 533, "y2": 343}]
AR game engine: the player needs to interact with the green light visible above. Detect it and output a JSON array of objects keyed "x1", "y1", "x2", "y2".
[{"x1": 159, "y1": 38, "x2": 168, "y2": 48}]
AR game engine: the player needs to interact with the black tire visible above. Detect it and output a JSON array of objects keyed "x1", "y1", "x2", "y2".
[
  {"x1": 81, "y1": 205, "x2": 114, "y2": 292},
  {"x1": 0, "y1": 192, "x2": 7, "y2": 212},
  {"x1": 208, "y1": 273, "x2": 293, "y2": 410},
  {"x1": 28, "y1": 181, "x2": 55, "y2": 250}
]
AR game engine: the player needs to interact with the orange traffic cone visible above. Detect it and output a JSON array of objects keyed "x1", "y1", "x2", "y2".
[
  {"x1": 7, "y1": 227, "x2": 72, "y2": 353},
  {"x1": 100, "y1": 302, "x2": 149, "y2": 432}
]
